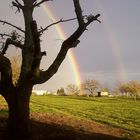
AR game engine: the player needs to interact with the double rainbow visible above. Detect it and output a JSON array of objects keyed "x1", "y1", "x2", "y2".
[
  {"x1": 95, "y1": 1, "x2": 126, "y2": 83},
  {"x1": 41, "y1": 1, "x2": 126, "y2": 91}
]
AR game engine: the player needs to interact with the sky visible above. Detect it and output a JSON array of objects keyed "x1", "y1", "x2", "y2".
[{"x1": 0, "y1": 0, "x2": 140, "y2": 91}]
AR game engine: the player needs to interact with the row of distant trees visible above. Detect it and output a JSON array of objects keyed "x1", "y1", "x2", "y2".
[
  {"x1": 57, "y1": 84, "x2": 80, "y2": 96},
  {"x1": 57, "y1": 79, "x2": 140, "y2": 100},
  {"x1": 57, "y1": 79, "x2": 105, "y2": 96},
  {"x1": 114, "y1": 80, "x2": 140, "y2": 100}
]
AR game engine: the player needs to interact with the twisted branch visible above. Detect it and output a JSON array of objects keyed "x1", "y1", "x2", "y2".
[{"x1": 0, "y1": 38, "x2": 23, "y2": 55}]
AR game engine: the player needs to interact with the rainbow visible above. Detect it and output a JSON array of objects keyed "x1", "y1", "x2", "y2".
[
  {"x1": 103, "y1": 22, "x2": 126, "y2": 83},
  {"x1": 41, "y1": 4, "x2": 82, "y2": 89},
  {"x1": 40, "y1": 1, "x2": 127, "y2": 90},
  {"x1": 95, "y1": 1, "x2": 127, "y2": 83}
]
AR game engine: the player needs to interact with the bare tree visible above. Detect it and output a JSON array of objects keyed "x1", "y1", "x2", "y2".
[
  {"x1": 127, "y1": 80, "x2": 140, "y2": 100},
  {"x1": 117, "y1": 82, "x2": 130, "y2": 96},
  {"x1": 57, "y1": 87, "x2": 66, "y2": 96},
  {"x1": 66, "y1": 84, "x2": 79, "y2": 95},
  {"x1": 0, "y1": 0, "x2": 100, "y2": 138},
  {"x1": 117, "y1": 81, "x2": 140, "y2": 99},
  {"x1": 81, "y1": 79, "x2": 100, "y2": 96}
]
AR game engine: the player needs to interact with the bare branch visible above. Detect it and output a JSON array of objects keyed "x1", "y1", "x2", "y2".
[
  {"x1": 39, "y1": 1, "x2": 100, "y2": 35},
  {"x1": 12, "y1": 0, "x2": 23, "y2": 13},
  {"x1": 0, "y1": 38, "x2": 23, "y2": 55},
  {"x1": 73, "y1": 0, "x2": 101, "y2": 27},
  {"x1": 0, "y1": 32, "x2": 24, "y2": 40},
  {"x1": 38, "y1": 0, "x2": 100, "y2": 34},
  {"x1": 33, "y1": 0, "x2": 53, "y2": 8},
  {"x1": 32, "y1": 0, "x2": 101, "y2": 84},
  {"x1": 15, "y1": 0, "x2": 23, "y2": 7},
  {"x1": 32, "y1": 45, "x2": 69, "y2": 84},
  {"x1": 73, "y1": 0, "x2": 85, "y2": 27},
  {"x1": 0, "y1": 33, "x2": 12, "y2": 38},
  {"x1": 0, "y1": 20, "x2": 25, "y2": 33},
  {"x1": 32, "y1": 39, "x2": 80, "y2": 84},
  {"x1": 39, "y1": 17, "x2": 77, "y2": 34},
  {"x1": 85, "y1": 14, "x2": 101, "y2": 26},
  {"x1": 0, "y1": 31, "x2": 24, "y2": 51}
]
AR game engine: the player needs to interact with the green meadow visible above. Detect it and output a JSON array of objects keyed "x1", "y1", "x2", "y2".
[{"x1": 0, "y1": 95, "x2": 140, "y2": 139}]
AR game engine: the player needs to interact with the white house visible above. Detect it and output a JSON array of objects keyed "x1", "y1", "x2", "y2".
[
  {"x1": 32, "y1": 90, "x2": 57, "y2": 96},
  {"x1": 101, "y1": 92, "x2": 109, "y2": 96},
  {"x1": 32, "y1": 90, "x2": 47, "y2": 95}
]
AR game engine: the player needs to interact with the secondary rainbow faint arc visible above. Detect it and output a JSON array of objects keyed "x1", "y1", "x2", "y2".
[
  {"x1": 95, "y1": 1, "x2": 126, "y2": 83},
  {"x1": 42, "y1": 4, "x2": 82, "y2": 87}
]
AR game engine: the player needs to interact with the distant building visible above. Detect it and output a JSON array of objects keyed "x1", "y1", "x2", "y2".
[
  {"x1": 97, "y1": 91, "x2": 109, "y2": 97},
  {"x1": 32, "y1": 90, "x2": 47, "y2": 95},
  {"x1": 32, "y1": 90, "x2": 57, "y2": 96}
]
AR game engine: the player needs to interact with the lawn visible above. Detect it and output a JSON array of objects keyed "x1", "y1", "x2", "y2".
[
  {"x1": 0, "y1": 95, "x2": 140, "y2": 139},
  {"x1": 30, "y1": 96, "x2": 140, "y2": 138}
]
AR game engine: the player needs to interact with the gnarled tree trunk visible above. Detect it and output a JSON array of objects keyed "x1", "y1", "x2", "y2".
[
  {"x1": 0, "y1": 0, "x2": 100, "y2": 139},
  {"x1": 7, "y1": 84, "x2": 33, "y2": 138}
]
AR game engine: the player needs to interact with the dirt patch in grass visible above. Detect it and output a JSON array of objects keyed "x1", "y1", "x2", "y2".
[
  {"x1": 30, "y1": 112, "x2": 126, "y2": 140},
  {"x1": 0, "y1": 112, "x2": 127, "y2": 140}
]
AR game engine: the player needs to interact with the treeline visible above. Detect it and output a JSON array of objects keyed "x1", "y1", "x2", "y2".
[
  {"x1": 114, "y1": 80, "x2": 140, "y2": 100},
  {"x1": 56, "y1": 79, "x2": 140, "y2": 100},
  {"x1": 32, "y1": 79, "x2": 140, "y2": 100}
]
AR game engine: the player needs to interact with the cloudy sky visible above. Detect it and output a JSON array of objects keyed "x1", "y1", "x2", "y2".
[{"x1": 0, "y1": 0, "x2": 140, "y2": 91}]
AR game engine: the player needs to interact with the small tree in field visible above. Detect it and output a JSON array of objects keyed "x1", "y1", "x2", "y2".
[
  {"x1": 117, "y1": 82, "x2": 130, "y2": 96},
  {"x1": 81, "y1": 79, "x2": 100, "y2": 96},
  {"x1": 57, "y1": 87, "x2": 66, "y2": 96},
  {"x1": 117, "y1": 81, "x2": 140, "y2": 99},
  {"x1": 0, "y1": 0, "x2": 100, "y2": 138},
  {"x1": 66, "y1": 84, "x2": 79, "y2": 95},
  {"x1": 127, "y1": 80, "x2": 140, "y2": 100}
]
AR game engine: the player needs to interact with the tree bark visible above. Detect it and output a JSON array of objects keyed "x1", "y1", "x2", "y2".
[{"x1": 7, "y1": 85, "x2": 32, "y2": 139}]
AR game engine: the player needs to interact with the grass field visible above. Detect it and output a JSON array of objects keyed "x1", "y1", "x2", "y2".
[
  {"x1": 0, "y1": 95, "x2": 140, "y2": 139},
  {"x1": 30, "y1": 96, "x2": 140, "y2": 139}
]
